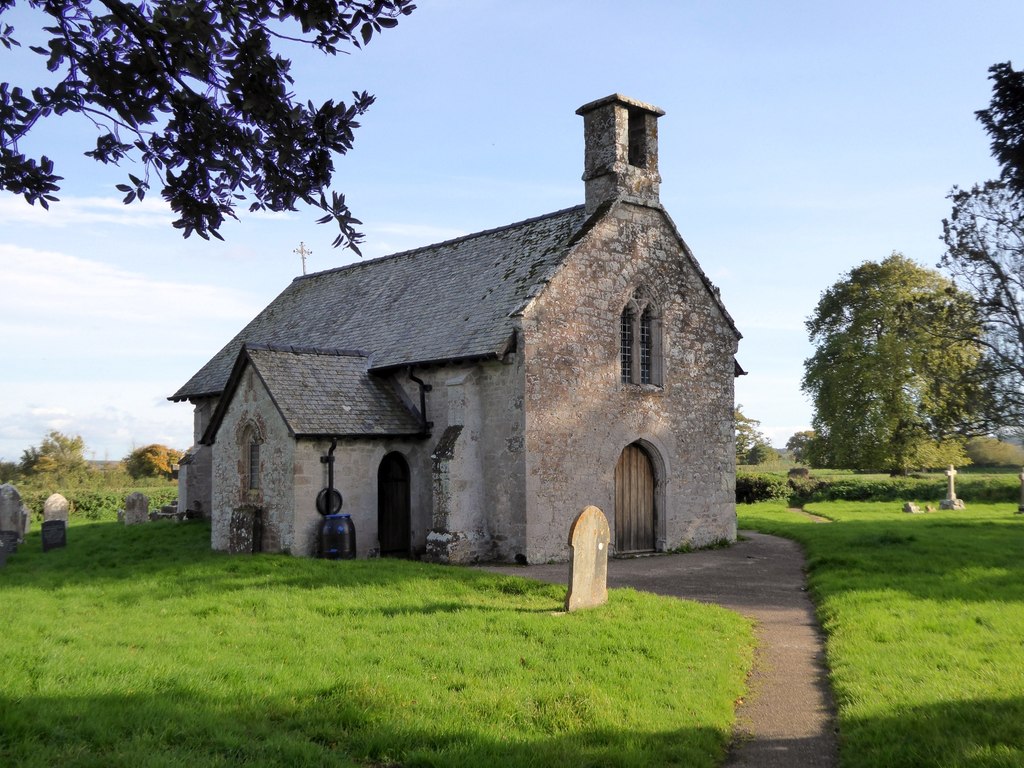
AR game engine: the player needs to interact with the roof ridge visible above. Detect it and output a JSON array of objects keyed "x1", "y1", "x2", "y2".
[
  {"x1": 245, "y1": 343, "x2": 369, "y2": 358},
  {"x1": 293, "y1": 204, "x2": 587, "y2": 283}
]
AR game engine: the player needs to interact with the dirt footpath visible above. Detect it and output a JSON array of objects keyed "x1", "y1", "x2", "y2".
[{"x1": 482, "y1": 531, "x2": 838, "y2": 768}]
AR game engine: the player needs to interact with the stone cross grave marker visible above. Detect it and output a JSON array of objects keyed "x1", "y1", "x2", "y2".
[
  {"x1": 0, "y1": 483, "x2": 30, "y2": 543},
  {"x1": 565, "y1": 505, "x2": 611, "y2": 612},
  {"x1": 41, "y1": 519, "x2": 67, "y2": 552},
  {"x1": 940, "y1": 465, "x2": 966, "y2": 510},
  {"x1": 123, "y1": 492, "x2": 150, "y2": 525},
  {"x1": 43, "y1": 493, "x2": 69, "y2": 524}
]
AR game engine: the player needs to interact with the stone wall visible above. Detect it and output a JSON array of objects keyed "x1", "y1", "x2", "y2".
[
  {"x1": 209, "y1": 367, "x2": 295, "y2": 553},
  {"x1": 184, "y1": 397, "x2": 217, "y2": 520},
  {"x1": 396, "y1": 360, "x2": 526, "y2": 564},
  {"x1": 204, "y1": 357, "x2": 525, "y2": 562},
  {"x1": 520, "y1": 201, "x2": 738, "y2": 562}
]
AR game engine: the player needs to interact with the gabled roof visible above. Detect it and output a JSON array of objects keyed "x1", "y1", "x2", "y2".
[
  {"x1": 173, "y1": 206, "x2": 591, "y2": 402},
  {"x1": 202, "y1": 344, "x2": 424, "y2": 444}
]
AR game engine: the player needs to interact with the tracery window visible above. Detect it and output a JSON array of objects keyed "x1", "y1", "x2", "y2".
[{"x1": 619, "y1": 293, "x2": 662, "y2": 387}]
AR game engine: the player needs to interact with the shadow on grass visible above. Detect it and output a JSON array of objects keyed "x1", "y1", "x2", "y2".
[
  {"x1": 840, "y1": 695, "x2": 1024, "y2": 768},
  {"x1": 0, "y1": 686, "x2": 731, "y2": 768}
]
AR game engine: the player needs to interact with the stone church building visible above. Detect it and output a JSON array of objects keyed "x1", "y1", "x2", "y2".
[{"x1": 170, "y1": 94, "x2": 742, "y2": 564}]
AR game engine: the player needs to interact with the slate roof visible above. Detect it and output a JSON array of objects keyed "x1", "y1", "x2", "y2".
[
  {"x1": 202, "y1": 345, "x2": 425, "y2": 444},
  {"x1": 172, "y1": 205, "x2": 591, "y2": 402}
]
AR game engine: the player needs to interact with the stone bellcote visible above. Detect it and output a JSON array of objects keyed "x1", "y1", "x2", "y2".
[{"x1": 576, "y1": 94, "x2": 665, "y2": 215}]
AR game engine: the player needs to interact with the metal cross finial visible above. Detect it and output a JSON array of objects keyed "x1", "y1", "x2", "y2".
[{"x1": 294, "y1": 241, "x2": 312, "y2": 275}]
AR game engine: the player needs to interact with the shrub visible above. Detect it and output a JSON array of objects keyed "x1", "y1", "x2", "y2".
[
  {"x1": 736, "y1": 473, "x2": 789, "y2": 503},
  {"x1": 18, "y1": 485, "x2": 178, "y2": 521}
]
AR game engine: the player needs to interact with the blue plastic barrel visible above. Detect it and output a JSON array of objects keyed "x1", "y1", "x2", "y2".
[{"x1": 319, "y1": 513, "x2": 356, "y2": 559}]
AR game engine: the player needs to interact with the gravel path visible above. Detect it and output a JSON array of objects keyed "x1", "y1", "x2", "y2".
[{"x1": 481, "y1": 530, "x2": 838, "y2": 767}]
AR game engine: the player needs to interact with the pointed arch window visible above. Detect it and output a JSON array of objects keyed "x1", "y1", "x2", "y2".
[
  {"x1": 241, "y1": 424, "x2": 263, "y2": 493},
  {"x1": 619, "y1": 294, "x2": 662, "y2": 387}
]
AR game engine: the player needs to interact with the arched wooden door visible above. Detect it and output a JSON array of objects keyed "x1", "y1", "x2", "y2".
[
  {"x1": 377, "y1": 453, "x2": 411, "y2": 557},
  {"x1": 614, "y1": 443, "x2": 656, "y2": 553}
]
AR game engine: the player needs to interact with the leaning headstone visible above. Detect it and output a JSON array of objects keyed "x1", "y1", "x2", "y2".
[
  {"x1": 41, "y1": 519, "x2": 67, "y2": 552},
  {"x1": 565, "y1": 505, "x2": 611, "y2": 612},
  {"x1": 0, "y1": 483, "x2": 29, "y2": 543},
  {"x1": 902, "y1": 502, "x2": 922, "y2": 514},
  {"x1": 939, "y1": 465, "x2": 966, "y2": 510},
  {"x1": 123, "y1": 492, "x2": 149, "y2": 525},
  {"x1": 43, "y1": 493, "x2": 70, "y2": 524}
]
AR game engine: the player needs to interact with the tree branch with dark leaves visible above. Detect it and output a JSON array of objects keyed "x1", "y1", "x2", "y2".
[{"x1": 0, "y1": 0, "x2": 415, "y2": 249}]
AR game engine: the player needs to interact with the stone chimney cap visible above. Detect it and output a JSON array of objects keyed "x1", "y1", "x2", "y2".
[{"x1": 576, "y1": 94, "x2": 665, "y2": 118}]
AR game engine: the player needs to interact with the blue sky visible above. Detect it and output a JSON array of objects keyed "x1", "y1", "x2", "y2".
[{"x1": 0, "y1": 0, "x2": 1021, "y2": 461}]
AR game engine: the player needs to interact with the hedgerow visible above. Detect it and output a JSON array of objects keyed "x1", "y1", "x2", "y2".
[
  {"x1": 18, "y1": 486, "x2": 179, "y2": 521},
  {"x1": 736, "y1": 470, "x2": 1019, "y2": 505}
]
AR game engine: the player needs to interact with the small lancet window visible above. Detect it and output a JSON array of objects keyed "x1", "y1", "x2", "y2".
[
  {"x1": 620, "y1": 308, "x2": 635, "y2": 383},
  {"x1": 640, "y1": 309, "x2": 653, "y2": 385},
  {"x1": 248, "y1": 440, "x2": 260, "y2": 491}
]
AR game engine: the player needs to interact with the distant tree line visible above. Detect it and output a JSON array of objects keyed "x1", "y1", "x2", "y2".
[{"x1": 0, "y1": 430, "x2": 183, "y2": 488}]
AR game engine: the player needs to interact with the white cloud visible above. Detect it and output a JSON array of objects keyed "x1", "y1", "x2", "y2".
[
  {"x1": 0, "y1": 243, "x2": 259, "y2": 328},
  {"x1": 0, "y1": 194, "x2": 172, "y2": 228},
  {"x1": 0, "y1": 243, "x2": 268, "y2": 460}
]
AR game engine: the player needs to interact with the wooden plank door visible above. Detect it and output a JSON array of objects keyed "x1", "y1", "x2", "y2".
[
  {"x1": 377, "y1": 452, "x2": 411, "y2": 557},
  {"x1": 614, "y1": 443, "x2": 655, "y2": 553}
]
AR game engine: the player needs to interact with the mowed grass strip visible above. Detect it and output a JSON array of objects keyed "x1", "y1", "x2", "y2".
[
  {"x1": 0, "y1": 519, "x2": 752, "y2": 768},
  {"x1": 739, "y1": 501, "x2": 1024, "y2": 768}
]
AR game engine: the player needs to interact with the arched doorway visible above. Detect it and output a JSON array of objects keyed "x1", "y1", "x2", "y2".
[
  {"x1": 614, "y1": 443, "x2": 656, "y2": 553},
  {"x1": 377, "y1": 452, "x2": 411, "y2": 557}
]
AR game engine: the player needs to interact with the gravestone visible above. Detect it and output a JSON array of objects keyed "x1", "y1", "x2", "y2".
[
  {"x1": 939, "y1": 465, "x2": 966, "y2": 510},
  {"x1": 1018, "y1": 467, "x2": 1024, "y2": 515},
  {"x1": 41, "y1": 519, "x2": 67, "y2": 552},
  {"x1": 0, "y1": 483, "x2": 30, "y2": 543},
  {"x1": 229, "y1": 505, "x2": 262, "y2": 554},
  {"x1": 902, "y1": 502, "x2": 922, "y2": 514},
  {"x1": 43, "y1": 493, "x2": 69, "y2": 524},
  {"x1": 0, "y1": 536, "x2": 7, "y2": 568},
  {"x1": 124, "y1": 492, "x2": 150, "y2": 525},
  {"x1": 565, "y1": 505, "x2": 611, "y2": 612},
  {"x1": 0, "y1": 529, "x2": 19, "y2": 557}
]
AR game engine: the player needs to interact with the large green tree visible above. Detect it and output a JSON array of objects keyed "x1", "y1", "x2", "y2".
[
  {"x1": 785, "y1": 430, "x2": 815, "y2": 464},
  {"x1": 802, "y1": 254, "x2": 990, "y2": 474},
  {"x1": 939, "y1": 62, "x2": 1024, "y2": 427},
  {"x1": 976, "y1": 61, "x2": 1024, "y2": 198},
  {"x1": 0, "y1": 0, "x2": 414, "y2": 250},
  {"x1": 734, "y1": 406, "x2": 775, "y2": 465},
  {"x1": 19, "y1": 430, "x2": 89, "y2": 481},
  {"x1": 942, "y1": 181, "x2": 1024, "y2": 426}
]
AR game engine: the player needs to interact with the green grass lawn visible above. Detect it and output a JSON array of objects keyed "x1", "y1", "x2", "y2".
[
  {"x1": 738, "y1": 501, "x2": 1024, "y2": 768},
  {"x1": 0, "y1": 519, "x2": 753, "y2": 768}
]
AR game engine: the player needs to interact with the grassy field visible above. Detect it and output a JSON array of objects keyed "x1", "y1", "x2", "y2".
[
  {"x1": 0, "y1": 518, "x2": 753, "y2": 768},
  {"x1": 738, "y1": 501, "x2": 1024, "y2": 768}
]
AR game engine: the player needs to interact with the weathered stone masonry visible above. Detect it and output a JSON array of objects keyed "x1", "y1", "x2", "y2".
[{"x1": 171, "y1": 93, "x2": 741, "y2": 564}]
